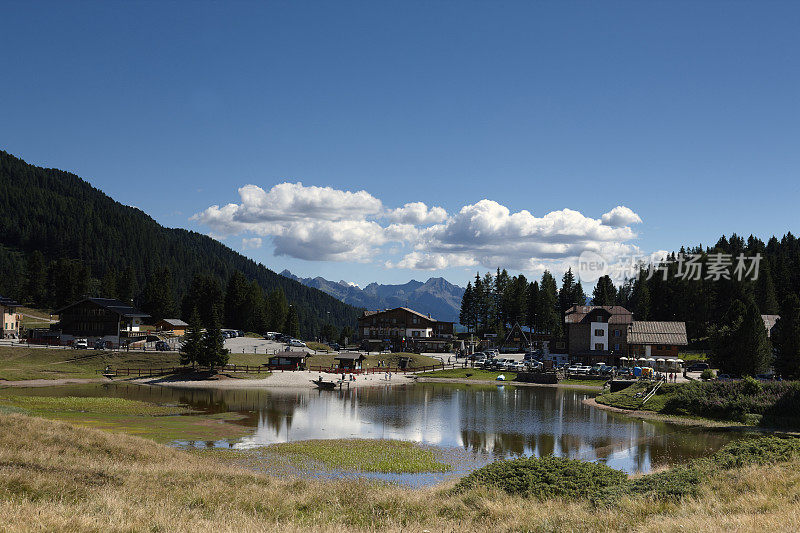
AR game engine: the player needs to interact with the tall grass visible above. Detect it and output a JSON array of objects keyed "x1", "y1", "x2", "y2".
[{"x1": 2, "y1": 413, "x2": 800, "y2": 531}]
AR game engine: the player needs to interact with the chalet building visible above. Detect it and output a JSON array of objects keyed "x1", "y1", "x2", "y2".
[
  {"x1": 54, "y1": 298, "x2": 150, "y2": 345},
  {"x1": 357, "y1": 307, "x2": 454, "y2": 353},
  {"x1": 627, "y1": 321, "x2": 688, "y2": 358},
  {"x1": 564, "y1": 306, "x2": 633, "y2": 364},
  {"x1": 1, "y1": 296, "x2": 21, "y2": 339},
  {"x1": 155, "y1": 318, "x2": 189, "y2": 336},
  {"x1": 564, "y1": 305, "x2": 688, "y2": 364}
]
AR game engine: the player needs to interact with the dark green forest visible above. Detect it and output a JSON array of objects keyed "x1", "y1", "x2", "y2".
[
  {"x1": 459, "y1": 234, "x2": 800, "y2": 376},
  {"x1": 0, "y1": 150, "x2": 360, "y2": 337}
]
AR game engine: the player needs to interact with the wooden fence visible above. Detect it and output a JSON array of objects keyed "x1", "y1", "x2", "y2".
[{"x1": 102, "y1": 362, "x2": 456, "y2": 378}]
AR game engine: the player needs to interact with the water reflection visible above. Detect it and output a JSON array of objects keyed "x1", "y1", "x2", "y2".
[{"x1": 10, "y1": 382, "x2": 744, "y2": 474}]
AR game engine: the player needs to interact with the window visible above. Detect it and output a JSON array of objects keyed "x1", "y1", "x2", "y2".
[
  {"x1": 614, "y1": 330, "x2": 620, "y2": 337},
  {"x1": 413, "y1": 331, "x2": 419, "y2": 337},
  {"x1": 614, "y1": 344, "x2": 620, "y2": 350},
  {"x1": 594, "y1": 329, "x2": 605, "y2": 336},
  {"x1": 595, "y1": 343, "x2": 604, "y2": 350}
]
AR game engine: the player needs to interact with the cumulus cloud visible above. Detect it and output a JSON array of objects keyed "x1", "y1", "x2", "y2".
[
  {"x1": 601, "y1": 205, "x2": 643, "y2": 227},
  {"x1": 192, "y1": 181, "x2": 644, "y2": 273},
  {"x1": 242, "y1": 237, "x2": 262, "y2": 249},
  {"x1": 385, "y1": 202, "x2": 448, "y2": 225}
]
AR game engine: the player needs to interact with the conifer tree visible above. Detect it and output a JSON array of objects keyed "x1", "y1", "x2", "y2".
[
  {"x1": 201, "y1": 309, "x2": 228, "y2": 369},
  {"x1": 284, "y1": 305, "x2": 300, "y2": 337},
  {"x1": 592, "y1": 275, "x2": 617, "y2": 306},
  {"x1": 774, "y1": 294, "x2": 800, "y2": 379},
  {"x1": 180, "y1": 308, "x2": 203, "y2": 366}
]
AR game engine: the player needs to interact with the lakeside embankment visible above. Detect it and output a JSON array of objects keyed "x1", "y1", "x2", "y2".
[
  {"x1": 590, "y1": 378, "x2": 800, "y2": 431},
  {"x1": 3, "y1": 412, "x2": 800, "y2": 532}
]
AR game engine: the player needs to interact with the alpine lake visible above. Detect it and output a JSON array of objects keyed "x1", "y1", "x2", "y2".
[{"x1": 6, "y1": 381, "x2": 750, "y2": 486}]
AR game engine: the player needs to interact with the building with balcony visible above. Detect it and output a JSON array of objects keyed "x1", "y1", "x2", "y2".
[{"x1": 357, "y1": 307, "x2": 454, "y2": 353}]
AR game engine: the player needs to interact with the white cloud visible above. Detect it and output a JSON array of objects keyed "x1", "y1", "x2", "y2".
[
  {"x1": 601, "y1": 205, "x2": 643, "y2": 227},
  {"x1": 385, "y1": 202, "x2": 448, "y2": 225},
  {"x1": 192, "y1": 181, "x2": 644, "y2": 273},
  {"x1": 242, "y1": 237, "x2": 262, "y2": 249}
]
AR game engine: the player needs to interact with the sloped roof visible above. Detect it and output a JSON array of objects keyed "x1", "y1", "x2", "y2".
[
  {"x1": 360, "y1": 307, "x2": 444, "y2": 323},
  {"x1": 335, "y1": 352, "x2": 366, "y2": 360},
  {"x1": 270, "y1": 350, "x2": 310, "y2": 359},
  {"x1": 627, "y1": 321, "x2": 688, "y2": 346},
  {"x1": 55, "y1": 297, "x2": 150, "y2": 318},
  {"x1": 564, "y1": 305, "x2": 633, "y2": 325},
  {"x1": 762, "y1": 315, "x2": 780, "y2": 335},
  {"x1": 158, "y1": 318, "x2": 188, "y2": 327}
]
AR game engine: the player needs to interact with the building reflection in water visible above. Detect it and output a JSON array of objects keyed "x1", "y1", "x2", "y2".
[{"x1": 23, "y1": 382, "x2": 742, "y2": 474}]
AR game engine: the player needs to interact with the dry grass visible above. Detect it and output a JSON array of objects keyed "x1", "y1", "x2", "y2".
[{"x1": 2, "y1": 413, "x2": 800, "y2": 531}]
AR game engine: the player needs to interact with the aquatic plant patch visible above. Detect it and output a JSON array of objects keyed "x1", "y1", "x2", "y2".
[{"x1": 265, "y1": 439, "x2": 452, "y2": 474}]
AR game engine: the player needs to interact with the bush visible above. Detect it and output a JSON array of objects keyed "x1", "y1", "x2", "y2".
[
  {"x1": 700, "y1": 368, "x2": 715, "y2": 381},
  {"x1": 453, "y1": 456, "x2": 626, "y2": 500}
]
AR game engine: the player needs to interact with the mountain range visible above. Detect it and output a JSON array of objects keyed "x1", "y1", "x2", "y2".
[{"x1": 280, "y1": 270, "x2": 465, "y2": 323}]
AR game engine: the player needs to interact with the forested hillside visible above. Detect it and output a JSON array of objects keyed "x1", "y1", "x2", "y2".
[
  {"x1": 460, "y1": 233, "x2": 800, "y2": 367},
  {"x1": 0, "y1": 151, "x2": 360, "y2": 336}
]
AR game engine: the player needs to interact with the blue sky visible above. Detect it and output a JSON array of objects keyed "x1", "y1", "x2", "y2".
[{"x1": 2, "y1": 1, "x2": 798, "y2": 287}]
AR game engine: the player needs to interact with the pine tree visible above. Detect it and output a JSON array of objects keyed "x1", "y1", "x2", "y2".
[
  {"x1": 101, "y1": 268, "x2": 119, "y2": 299},
  {"x1": 539, "y1": 271, "x2": 561, "y2": 336},
  {"x1": 558, "y1": 268, "x2": 577, "y2": 316},
  {"x1": 525, "y1": 281, "x2": 539, "y2": 332},
  {"x1": 117, "y1": 266, "x2": 138, "y2": 304},
  {"x1": 631, "y1": 276, "x2": 651, "y2": 320},
  {"x1": 711, "y1": 297, "x2": 772, "y2": 376},
  {"x1": 284, "y1": 305, "x2": 300, "y2": 337},
  {"x1": 200, "y1": 309, "x2": 228, "y2": 369},
  {"x1": 459, "y1": 282, "x2": 475, "y2": 332},
  {"x1": 340, "y1": 326, "x2": 355, "y2": 345},
  {"x1": 180, "y1": 308, "x2": 204, "y2": 366},
  {"x1": 224, "y1": 271, "x2": 248, "y2": 330},
  {"x1": 774, "y1": 294, "x2": 800, "y2": 379},
  {"x1": 268, "y1": 289, "x2": 288, "y2": 332},
  {"x1": 24, "y1": 250, "x2": 47, "y2": 306},
  {"x1": 755, "y1": 264, "x2": 779, "y2": 315},
  {"x1": 592, "y1": 275, "x2": 617, "y2": 306}
]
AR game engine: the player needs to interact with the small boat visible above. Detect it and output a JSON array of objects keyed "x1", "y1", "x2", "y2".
[{"x1": 311, "y1": 377, "x2": 337, "y2": 390}]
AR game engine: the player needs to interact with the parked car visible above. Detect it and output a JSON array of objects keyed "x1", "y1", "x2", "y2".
[
  {"x1": 288, "y1": 339, "x2": 307, "y2": 348},
  {"x1": 73, "y1": 338, "x2": 88, "y2": 349},
  {"x1": 687, "y1": 362, "x2": 710, "y2": 372},
  {"x1": 155, "y1": 341, "x2": 170, "y2": 351},
  {"x1": 93, "y1": 338, "x2": 106, "y2": 349},
  {"x1": 523, "y1": 350, "x2": 542, "y2": 362},
  {"x1": 567, "y1": 364, "x2": 581, "y2": 374},
  {"x1": 329, "y1": 343, "x2": 341, "y2": 351},
  {"x1": 577, "y1": 365, "x2": 592, "y2": 375},
  {"x1": 717, "y1": 373, "x2": 732, "y2": 381}
]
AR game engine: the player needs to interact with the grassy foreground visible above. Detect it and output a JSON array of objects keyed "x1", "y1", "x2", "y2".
[{"x1": 3, "y1": 413, "x2": 800, "y2": 532}]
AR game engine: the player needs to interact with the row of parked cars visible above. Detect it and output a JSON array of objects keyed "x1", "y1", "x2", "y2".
[
  {"x1": 263, "y1": 332, "x2": 307, "y2": 348},
  {"x1": 471, "y1": 351, "x2": 544, "y2": 372}
]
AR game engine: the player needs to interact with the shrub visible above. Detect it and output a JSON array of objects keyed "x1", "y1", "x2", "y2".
[
  {"x1": 709, "y1": 436, "x2": 800, "y2": 469},
  {"x1": 700, "y1": 368, "x2": 715, "y2": 381},
  {"x1": 453, "y1": 456, "x2": 626, "y2": 500}
]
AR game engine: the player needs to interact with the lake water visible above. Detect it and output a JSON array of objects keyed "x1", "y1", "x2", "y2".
[{"x1": 12, "y1": 381, "x2": 746, "y2": 483}]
